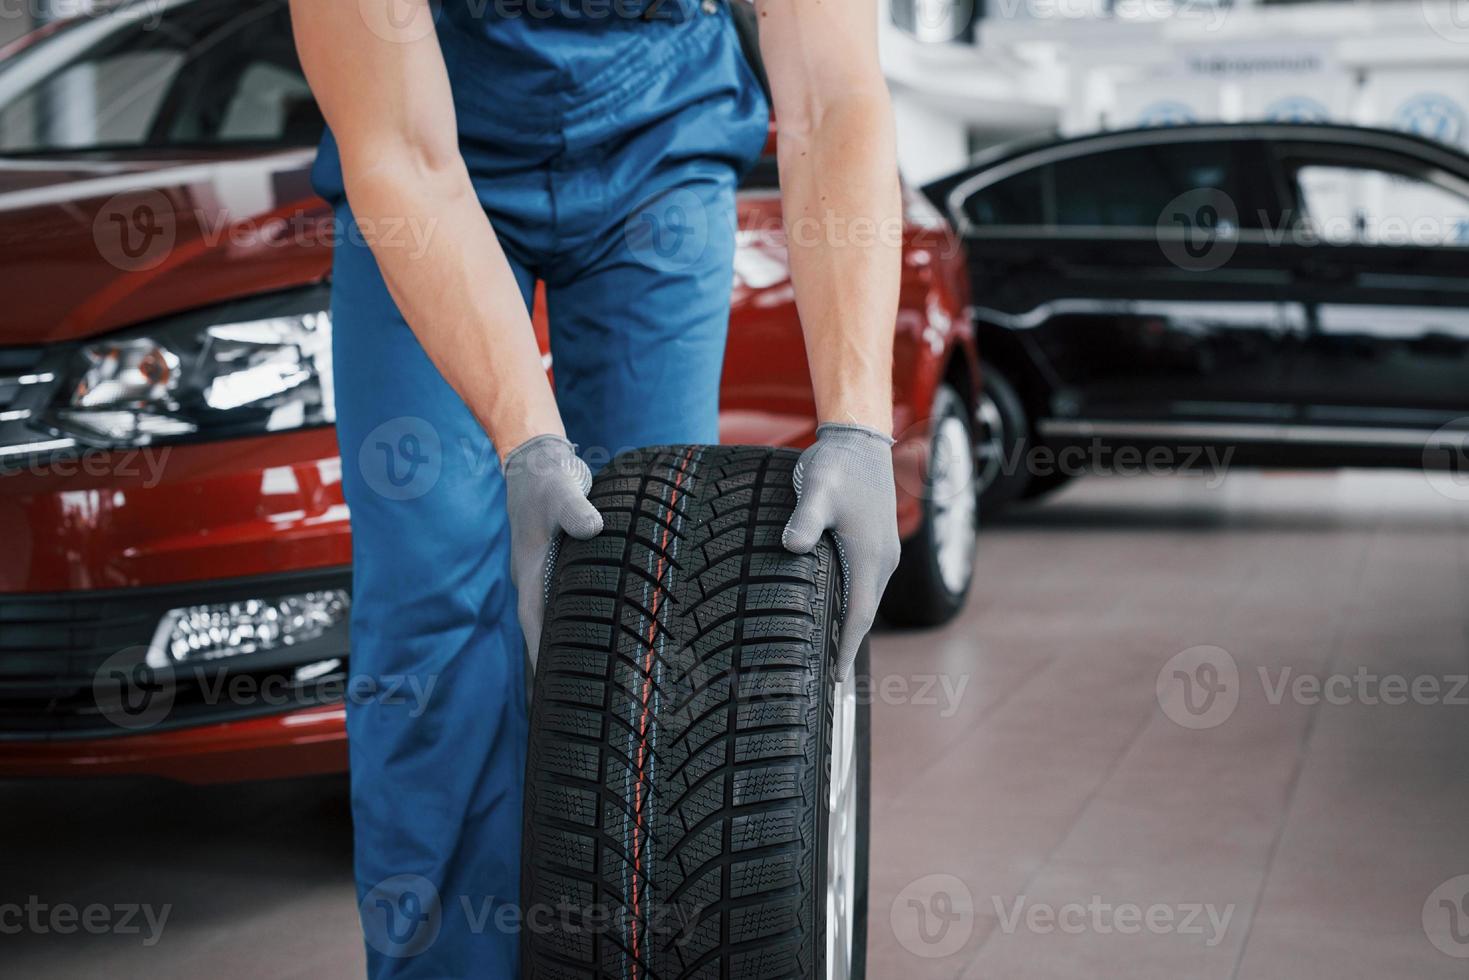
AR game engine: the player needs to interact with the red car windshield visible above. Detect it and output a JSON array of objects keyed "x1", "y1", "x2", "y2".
[{"x1": 0, "y1": 0, "x2": 321, "y2": 155}]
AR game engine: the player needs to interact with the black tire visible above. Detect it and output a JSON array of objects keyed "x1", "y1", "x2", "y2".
[
  {"x1": 881, "y1": 384, "x2": 977, "y2": 627},
  {"x1": 522, "y1": 445, "x2": 869, "y2": 980},
  {"x1": 975, "y1": 360, "x2": 1032, "y2": 512}
]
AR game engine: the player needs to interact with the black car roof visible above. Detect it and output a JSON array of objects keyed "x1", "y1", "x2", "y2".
[{"x1": 922, "y1": 121, "x2": 1469, "y2": 200}]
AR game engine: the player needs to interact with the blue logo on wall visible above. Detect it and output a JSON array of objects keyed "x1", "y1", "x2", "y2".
[
  {"x1": 1265, "y1": 97, "x2": 1331, "y2": 124},
  {"x1": 1393, "y1": 94, "x2": 1467, "y2": 147},
  {"x1": 1137, "y1": 102, "x2": 1198, "y2": 128}
]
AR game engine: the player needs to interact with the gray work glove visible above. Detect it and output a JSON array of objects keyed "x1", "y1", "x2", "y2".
[
  {"x1": 782, "y1": 423, "x2": 901, "y2": 680},
  {"x1": 503, "y1": 435, "x2": 604, "y2": 668}
]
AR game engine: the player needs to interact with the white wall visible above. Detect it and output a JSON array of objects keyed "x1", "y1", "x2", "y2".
[{"x1": 891, "y1": 87, "x2": 971, "y2": 184}]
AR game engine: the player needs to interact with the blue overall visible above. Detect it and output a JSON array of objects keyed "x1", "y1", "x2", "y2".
[{"x1": 311, "y1": 3, "x2": 768, "y2": 976}]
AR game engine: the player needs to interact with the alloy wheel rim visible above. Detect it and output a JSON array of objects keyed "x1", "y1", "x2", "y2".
[
  {"x1": 973, "y1": 393, "x2": 1005, "y2": 494},
  {"x1": 931, "y1": 414, "x2": 978, "y2": 595},
  {"x1": 825, "y1": 667, "x2": 858, "y2": 980}
]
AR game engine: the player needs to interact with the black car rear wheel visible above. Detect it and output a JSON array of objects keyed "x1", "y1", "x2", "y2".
[
  {"x1": 974, "y1": 361, "x2": 1032, "y2": 511},
  {"x1": 522, "y1": 445, "x2": 869, "y2": 980}
]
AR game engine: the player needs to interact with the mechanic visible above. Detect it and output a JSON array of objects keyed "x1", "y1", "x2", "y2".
[{"x1": 290, "y1": 0, "x2": 901, "y2": 974}]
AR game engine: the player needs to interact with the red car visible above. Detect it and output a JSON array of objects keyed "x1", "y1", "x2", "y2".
[{"x1": 0, "y1": 0, "x2": 979, "y2": 783}]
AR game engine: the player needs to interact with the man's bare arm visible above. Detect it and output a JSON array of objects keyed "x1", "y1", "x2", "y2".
[
  {"x1": 755, "y1": 0, "x2": 900, "y2": 434},
  {"x1": 289, "y1": 0, "x2": 561, "y2": 458},
  {"x1": 759, "y1": 0, "x2": 902, "y2": 676}
]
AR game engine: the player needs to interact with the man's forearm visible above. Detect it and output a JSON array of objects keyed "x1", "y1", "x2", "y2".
[
  {"x1": 345, "y1": 157, "x2": 563, "y2": 457},
  {"x1": 291, "y1": 0, "x2": 561, "y2": 460},
  {"x1": 777, "y1": 90, "x2": 901, "y2": 435}
]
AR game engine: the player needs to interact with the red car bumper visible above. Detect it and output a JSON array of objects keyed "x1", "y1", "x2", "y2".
[
  {"x1": 0, "y1": 704, "x2": 347, "y2": 784},
  {"x1": 0, "y1": 427, "x2": 355, "y2": 783}
]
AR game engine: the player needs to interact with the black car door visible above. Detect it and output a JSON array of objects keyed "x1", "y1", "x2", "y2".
[
  {"x1": 1267, "y1": 139, "x2": 1469, "y2": 436},
  {"x1": 953, "y1": 134, "x2": 1296, "y2": 433}
]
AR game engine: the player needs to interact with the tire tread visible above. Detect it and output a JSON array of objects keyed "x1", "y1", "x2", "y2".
[{"x1": 524, "y1": 446, "x2": 836, "y2": 980}]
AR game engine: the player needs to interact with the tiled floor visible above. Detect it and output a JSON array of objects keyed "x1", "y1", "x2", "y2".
[{"x1": 5, "y1": 469, "x2": 1467, "y2": 978}]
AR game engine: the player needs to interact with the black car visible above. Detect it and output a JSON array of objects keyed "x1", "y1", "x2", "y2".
[{"x1": 925, "y1": 122, "x2": 1469, "y2": 508}]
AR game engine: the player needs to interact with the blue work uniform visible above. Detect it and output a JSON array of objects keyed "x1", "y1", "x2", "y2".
[{"x1": 311, "y1": 2, "x2": 768, "y2": 976}]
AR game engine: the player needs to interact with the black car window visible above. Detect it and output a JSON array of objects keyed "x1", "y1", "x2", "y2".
[
  {"x1": 739, "y1": 155, "x2": 779, "y2": 191},
  {"x1": 1050, "y1": 141, "x2": 1260, "y2": 229},
  {"x1": 0, "y1": 0, "x2": 321, "y2": 154},
  {"x1": 959, "y1": 166, "x2": 1048, "y2": 229},
  {"x1": 1279, "y1": 150, "x2": 1469, "y2": 248}
]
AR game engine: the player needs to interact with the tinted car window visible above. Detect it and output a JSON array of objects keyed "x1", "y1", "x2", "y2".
[
  {"x1": 1289, "y1": 161, "x2": 1469, "y2": 247},
  {"x1": 0, "y1": 0, "x2": 320, "y2": 153},
  {"x1": 1051, "y1": 141, "x2": 1256, "y2": 228},
  {"x1": 960, "y1": 166, "x2": 1047, "y2": 228},
  {"x1": 739, "y1": 156, "x2": 780, "y2": 191},
  {"x1": 954, "y1": 139, "x2": 1264, "y2": 233}
]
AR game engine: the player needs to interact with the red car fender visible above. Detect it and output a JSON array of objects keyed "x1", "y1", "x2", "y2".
[{"x1": 890, "y1": 186, "x2": 979, "y2": 536}]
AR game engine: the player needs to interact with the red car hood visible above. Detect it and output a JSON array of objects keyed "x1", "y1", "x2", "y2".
[{"x1": 0, "y1": 148, "x2": 331, "y2": 346}]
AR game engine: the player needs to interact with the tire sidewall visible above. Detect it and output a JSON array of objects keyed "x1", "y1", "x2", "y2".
[
  {"x1": 818, "y1": 598, "x2": 871, "y2": 980},
  {"x1": 850, "y1": 642, "x2": 872, "y2": 980}
]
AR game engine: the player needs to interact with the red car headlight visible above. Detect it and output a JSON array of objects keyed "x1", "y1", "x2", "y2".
[{"x1": 44, "y1": 290, "x2": 333, "y2": 450}]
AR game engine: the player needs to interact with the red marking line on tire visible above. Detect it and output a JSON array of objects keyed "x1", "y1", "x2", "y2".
[{"x1": 630, "y1": 446, "x2": 696, "y2": 978}]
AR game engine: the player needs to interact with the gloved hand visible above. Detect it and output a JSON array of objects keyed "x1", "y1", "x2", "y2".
[
  {"x1": 503, "y1": 435, "x2": 604, "y2": 668},
  {"x1": 782, "y1": 423, "x2": 901, "y2": 680}
]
